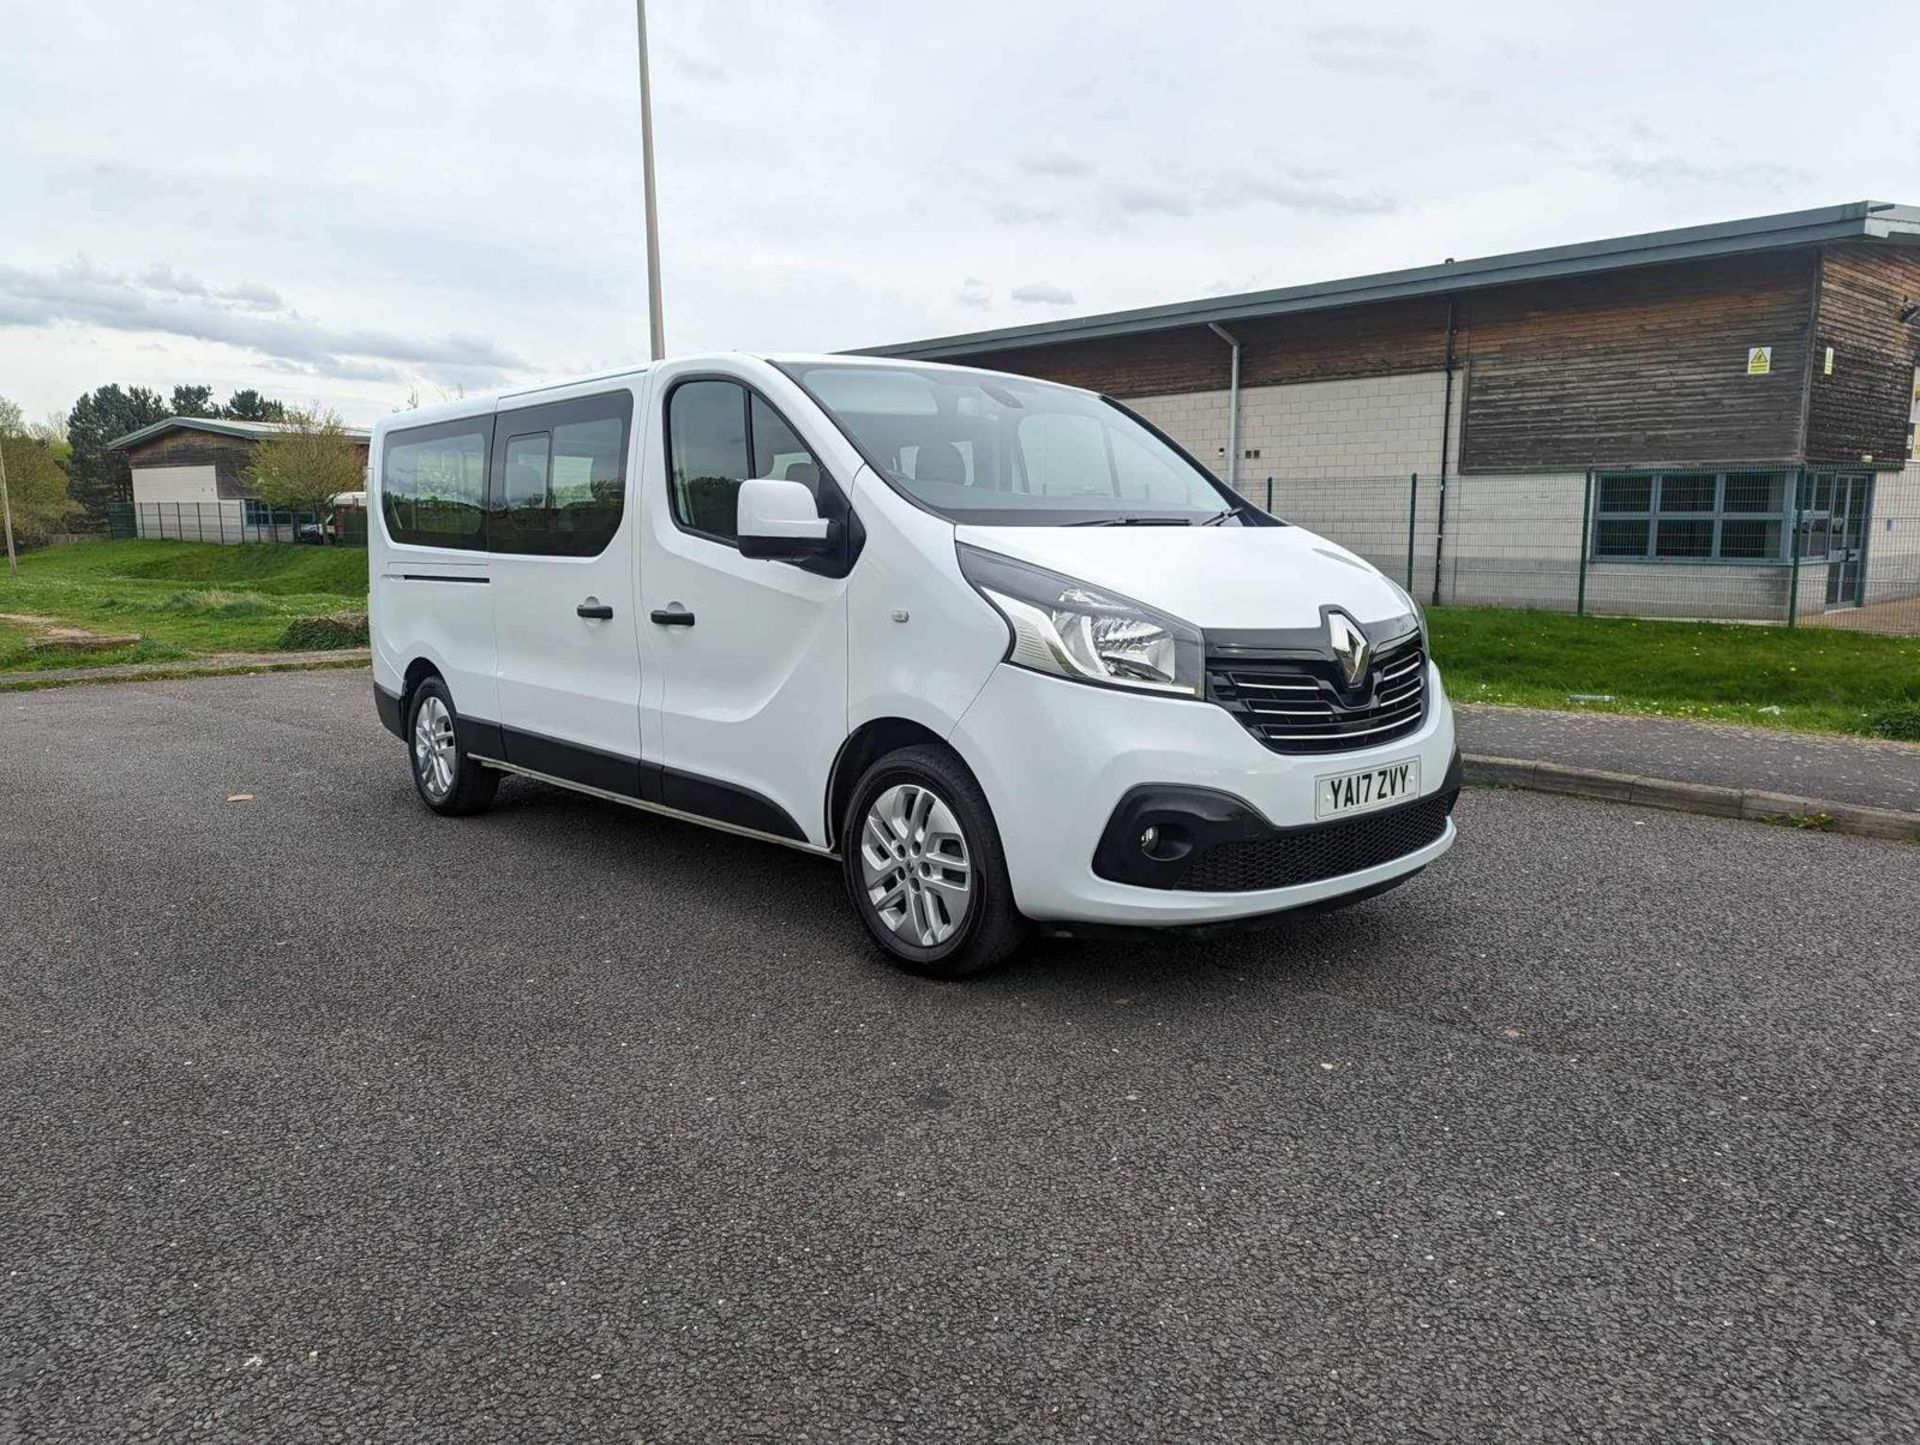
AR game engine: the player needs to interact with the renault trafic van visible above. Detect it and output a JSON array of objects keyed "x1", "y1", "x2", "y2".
[{"x1": 370, "y1": 355, "x2": 1458, "y2": 977}]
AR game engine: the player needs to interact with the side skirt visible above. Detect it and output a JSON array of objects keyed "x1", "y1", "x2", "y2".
[{"x1": 470, "y1": 756, "x2": 837, "y2": 861}]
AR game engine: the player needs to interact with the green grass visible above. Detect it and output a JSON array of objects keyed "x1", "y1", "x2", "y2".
[
  {"x1": 1430, "y1": 607, "x2": 1920, "y2": 740},
  {"x1": 0, "y1": 539, "x2": 367, "y2": 670}
]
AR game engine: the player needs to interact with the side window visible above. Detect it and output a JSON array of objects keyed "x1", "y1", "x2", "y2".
[
  {"x1": 668, "y1": 382, "x2": 827, "y2": 543},
  {"x1": 503, "y1": 434, "x2": 550, "y2": 510},
  {"x1": 382, "y1": 422, "x2": 490, "y2": 549},
  {"x1": 488, "y1": 392, "x2": 631, "y2": 556},
  {"x1": 749, "y1": 395, "x2": 824, "y2": 499},
  {"x1": 668, "y1": 381, "x2": 750, "y2": 539}
]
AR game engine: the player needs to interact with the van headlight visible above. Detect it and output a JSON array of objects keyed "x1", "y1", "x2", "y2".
[{"x1": 957, "y1": 545, "x2": 1204, "y2": 696}]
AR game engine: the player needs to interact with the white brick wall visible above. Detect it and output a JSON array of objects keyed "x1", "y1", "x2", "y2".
[
  {"x1": 1123, "y1": 369, "x2": 1920, "y2": 620},
  {"x1": 131, "y1": 463, "x2": 219, "y2": 505}
]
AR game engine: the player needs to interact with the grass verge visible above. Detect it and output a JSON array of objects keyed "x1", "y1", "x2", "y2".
[
  {"x1": 0, "y1": 539, "x2": 367, "y2": 669},
  {"x1": 1430, "y1": 607, "x2": 1920, "y2": 741}
]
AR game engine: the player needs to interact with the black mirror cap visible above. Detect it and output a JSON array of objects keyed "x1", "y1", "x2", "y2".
[{"x1": 738, "y1": 520, "x2": 838, "y2": 562}]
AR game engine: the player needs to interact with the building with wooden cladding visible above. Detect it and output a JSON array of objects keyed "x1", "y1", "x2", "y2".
[
  {"x1": 107, "y1": 416, "x2": 371, "y2": 544},
  {"x1": 862, "y1": 202, "x2": 1920, "y2": 624}
]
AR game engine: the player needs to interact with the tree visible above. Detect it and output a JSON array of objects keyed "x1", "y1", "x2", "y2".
[
  {"x1": 242, "y1": 407, "x2": 363, "y2": 523},
  {"x1": 66, "y1": 384, "x2": 167, "y2": 520},
  {"x1": 29, "y1": 408, "x2": 69, "y2": 450},
  {"x1": 0, "y1": 417, "x2": 73, "y2": 550},
  {"x1": 225, "y1": 389, "x2": 287, "y2": 423},
  {"x1": 171, "y1": 384, "x2": 218, "y2": 418}
]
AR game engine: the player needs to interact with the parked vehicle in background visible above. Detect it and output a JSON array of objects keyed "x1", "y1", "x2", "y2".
[
  {"x1": 294, "y1": 491, "x2": 368, "y2": 545},
  {"x1": 368, "y1": 356, "x2": 1459, "y2": 977}
]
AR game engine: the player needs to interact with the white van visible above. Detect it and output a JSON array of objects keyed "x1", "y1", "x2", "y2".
[{"x1": 370, "y1": 355, "x2": 1458, "y2": 976}]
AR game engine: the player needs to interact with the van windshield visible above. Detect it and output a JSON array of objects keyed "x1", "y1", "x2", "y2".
[{"x1": 777, "y1": 361, "x2": 1240, "y2": 527}]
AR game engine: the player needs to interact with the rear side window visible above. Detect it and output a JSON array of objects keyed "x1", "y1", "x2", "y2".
[
  {"x1": 667, "y1": 380, "x2": 827, "y2": 543},
  {"x1": 488, "y1": 391, "x2": 633, "y2": 556},
  {"x1": 382, "y1": 421, "x2": 491, "y2": 550}
]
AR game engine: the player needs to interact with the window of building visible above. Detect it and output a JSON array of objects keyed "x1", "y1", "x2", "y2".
[
  {"x1": 1590, "y1": 470, "x2": 1791, "y2": 563},
  {"x1": 667, "y1": 381, "x2": 827, "y2": 544},
  {"x1": 487, "y1": 393, "x2": 632, "y2": 556},
  {"x1": 382, "y1": 421, "x2": 491, "y2": 550}
]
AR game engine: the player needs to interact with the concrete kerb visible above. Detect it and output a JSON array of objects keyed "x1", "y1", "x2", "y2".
[{"x1": 1464, "y1": 755, "x2": 1920, "y2": 843}]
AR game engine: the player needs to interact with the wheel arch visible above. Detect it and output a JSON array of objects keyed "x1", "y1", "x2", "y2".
[{"x1": 825, "y1": 717, "x2": 961, "y2": 851}]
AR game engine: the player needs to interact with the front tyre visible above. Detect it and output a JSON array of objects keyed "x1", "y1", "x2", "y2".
[
  {"x1": 842, "y1": 744, "x2": 1028, "y2": 979},
  {"x1": 407, "y1": 676, "x2": 499, "y2": 817}
]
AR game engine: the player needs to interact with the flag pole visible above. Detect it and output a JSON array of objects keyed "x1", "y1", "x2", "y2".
[{"x1": 636, "y1": 0, "x2": 666, "y2": 360}]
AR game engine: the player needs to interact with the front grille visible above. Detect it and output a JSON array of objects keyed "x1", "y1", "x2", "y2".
[
  {"x1": 1208, "y1": 635, "x2": 1428, "y2": 755},
  {"x1": 1173, "y1": 789, "x2": 1456, "y2": 893}
]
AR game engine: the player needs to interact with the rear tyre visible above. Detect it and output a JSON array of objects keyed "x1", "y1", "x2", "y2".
[
  {"x1": 842, "y1": 744, "x2": 1029, "y2": 979},
  {"x1": 407, "y1": 676, "x2": 498, "y2": 817}
]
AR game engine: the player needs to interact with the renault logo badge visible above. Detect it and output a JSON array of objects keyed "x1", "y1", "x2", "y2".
[{"x1": 1328, "y1": 610, "x2": 1371, "y2": 690}]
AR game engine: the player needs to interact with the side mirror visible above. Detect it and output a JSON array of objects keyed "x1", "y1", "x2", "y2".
[{"x1": 737, "y1": 477, "x2": 834, "y2": 560}]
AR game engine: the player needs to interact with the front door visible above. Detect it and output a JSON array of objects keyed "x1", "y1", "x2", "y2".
[
  {"x1": 1825, "y1": 473, "x2": 1872, "y2": 608},
  {"x1": 636, "y1": 365, "x2": 854, "y2": 846},
  {"x1": 487, "y1": 385, "x2": 652, "y2": 791}
]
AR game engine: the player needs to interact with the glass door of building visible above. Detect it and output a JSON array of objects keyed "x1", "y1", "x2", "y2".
[{"x1": 1825, "y1": 473, "x2": 1871, "y2": 608}]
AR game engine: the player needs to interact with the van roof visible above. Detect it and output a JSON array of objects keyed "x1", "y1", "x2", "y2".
[{"x1": 376, "y1": 353, "x2": 1045, "y2": 430}]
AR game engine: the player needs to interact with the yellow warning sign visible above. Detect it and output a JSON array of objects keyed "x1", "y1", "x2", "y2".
[{"x1": 1747, "y1": 346, "x2": 1772, "y2": 375}]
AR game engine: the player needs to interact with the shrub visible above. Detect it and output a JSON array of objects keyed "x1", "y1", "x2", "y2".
[
  {"x1": 1866, "y1": 703, "x2": 1920, "y2": 742},
  {"x1": 276, "y1": 612, "x2": 369, "y2": 650}
]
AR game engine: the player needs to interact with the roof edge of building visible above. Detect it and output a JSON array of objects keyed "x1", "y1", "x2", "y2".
[
  {"x1": 108, "y1": 416, "x2": 374, "y2": 451},
  {"x1": 854, "y1": 200, "x2": 1912, "y2": 361}
]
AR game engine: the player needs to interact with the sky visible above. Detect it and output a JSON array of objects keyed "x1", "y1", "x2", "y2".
[{"x1": 2, "y1": 0, "x2": 1917, "y2": 427}]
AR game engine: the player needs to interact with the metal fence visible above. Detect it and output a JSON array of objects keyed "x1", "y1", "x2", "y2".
[
  {"x1": 1248, "y1": 465, "x2": 1920, "y2": 636},
  {"x1": 91, "y1": 470, "x2": 1920, "y2": 636},
  {"x1": 105, "y1": 501, "x2": 368, "y2": 547}
]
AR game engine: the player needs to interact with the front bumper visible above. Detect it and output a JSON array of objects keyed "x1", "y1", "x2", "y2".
[{"x1": 949, "y1": 662, "x2": 1458, "y2": 926}]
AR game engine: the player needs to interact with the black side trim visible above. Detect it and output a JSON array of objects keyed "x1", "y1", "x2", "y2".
[
  {"x1": 399, "y1": 573, "x2": 490, "y2": 584},
  {"x1": 456, "y1": 717, "x2": 507, "y2": 761},
  {"x1": 654, "y1": 765, "x2": 807, "y2": 841},
  {"x1": 499, "y1": 726, "x2": 644, "y2": 799},
  {"x1": 375, "y1": 684, "x2": 404, "y2": 740},
  {"x1": 458, "y1": 718, "x2": 808, "y2": 843}
]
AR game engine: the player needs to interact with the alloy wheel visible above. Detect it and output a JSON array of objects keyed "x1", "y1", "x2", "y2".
[
  {"x1": 858, "y1": 782, "x2": 973, "y2": 947},
  {"x1": 413, "y1": 694, "x2": 457, "y2": 800}
]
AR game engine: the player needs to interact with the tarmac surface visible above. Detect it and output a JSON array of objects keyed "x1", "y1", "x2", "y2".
[
  {"x1": 4, "y1": 672, "x2": 1918, "y2": 1443},
  {"x1": 1457, "y1": 701, "x2": 1920, "y2": 816}
]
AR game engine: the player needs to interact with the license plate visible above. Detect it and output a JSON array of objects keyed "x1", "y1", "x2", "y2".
[{"x1": 1316, "y1": 759, "x2": 1421, "y2": 820}]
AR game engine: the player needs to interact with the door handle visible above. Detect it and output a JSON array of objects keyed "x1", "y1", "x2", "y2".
[
  {"x1": 650, "y1": 605, "x2": 696, "y2": 627},
  {"x1": 576, "y1": 600, "x2": 614, "y2": 620}
]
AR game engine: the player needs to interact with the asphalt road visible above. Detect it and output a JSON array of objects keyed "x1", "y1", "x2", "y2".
[
  {"x1": 4, "y1": 673, "x2": 1918, "y2": 1444},
  {"x1": 1457, "y1": 702, "x2": 1920, "y2": 815}
]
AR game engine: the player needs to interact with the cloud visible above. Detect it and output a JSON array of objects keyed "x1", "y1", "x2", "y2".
[
  {"x1": 0, "y1": 257, "x2": 528, "y2": 384},
  {"x1": 1591, "y1": 152, "x2": 1811, "y2": 191},
  {"x1": 1238, "y1": 174, "x2": 1396, "y2": 216},
  {"x1": 1011, "y1": 282, "x2": 1074, "y2": 306},
  {"x1": 1302, "y1": 21, "x2": 1432, "y2": 76},
  {"x1": 955, "y1": 277, "x2": 991, "y2": 309},
  {"x1": 137, "y1": 263, "x2": 284, "y2": 310},
  {"x1": 990, "y1": 198, "x2": 1068, "y2": 225},
  {"x1": 1017, "y1": 151, "x2": 1094, "y2": 178},
  {"x1": 1110, "y1": 182, "x2": 1192, "y2": 219}
]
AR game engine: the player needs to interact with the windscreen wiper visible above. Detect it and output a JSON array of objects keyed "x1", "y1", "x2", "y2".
[
  {"x1": 1200, "y1": 501, "x2": 1250, "y2": 526},
  {"x1": 1064, "y1": 515, "x2": 1197, "y2": 527}
]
